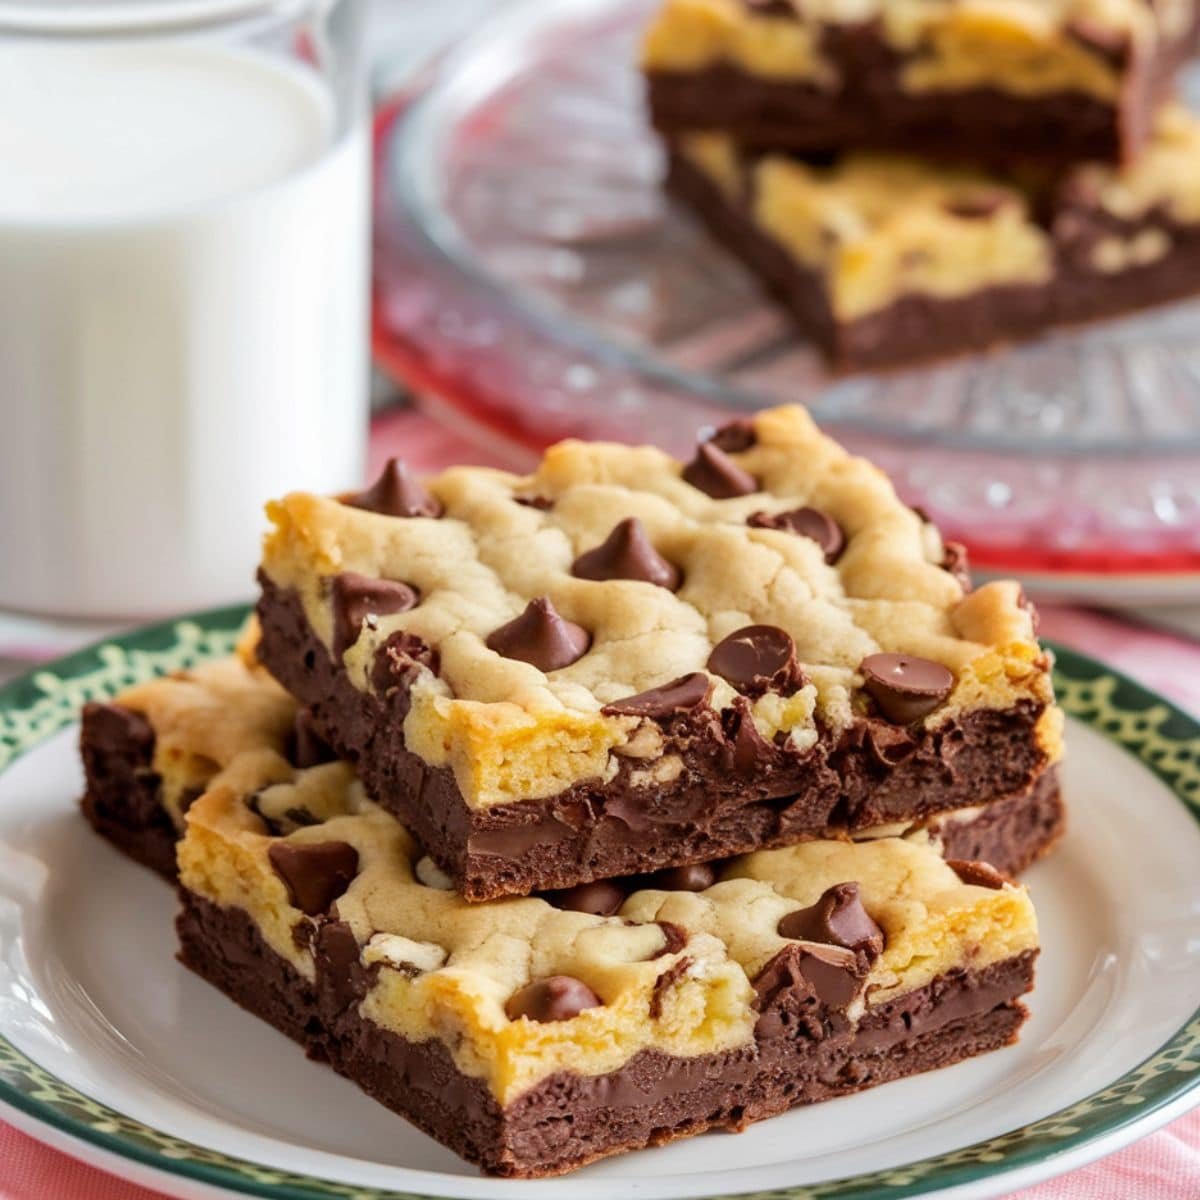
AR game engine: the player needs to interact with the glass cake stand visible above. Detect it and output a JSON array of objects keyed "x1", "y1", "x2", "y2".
[{"x1": 371, "y1": 0, "x2": 1200, "y2": 598}]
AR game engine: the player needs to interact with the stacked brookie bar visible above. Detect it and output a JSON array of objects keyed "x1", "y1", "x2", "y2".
[
  {"x1": 81, "y1": 405, "x2": 1064, "y2": 1177},
  {"x1": 643, "y1": 0, "x2": 1200, "y2": 368}
]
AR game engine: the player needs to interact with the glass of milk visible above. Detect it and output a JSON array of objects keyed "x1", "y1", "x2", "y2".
[{"x1": 0, "y1": 0, "x2": 369, "y2": 619}]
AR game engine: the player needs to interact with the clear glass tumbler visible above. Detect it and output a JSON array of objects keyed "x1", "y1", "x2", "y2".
[{"x1": 0, "y1": 0, "x2": 369, "y2": 619}]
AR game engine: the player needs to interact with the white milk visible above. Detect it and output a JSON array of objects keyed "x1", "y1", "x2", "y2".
[{"x1": 0, "y1": 42, "x2": 368, "y2": 618}]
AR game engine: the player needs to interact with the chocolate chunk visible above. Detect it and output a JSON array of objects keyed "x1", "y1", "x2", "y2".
[
  {"x1": 652, "y1": 862, "x2": 716, "y2": 892},
  {"x1": 344, "y1": 458, "x2": 442, "y2": 519},
  {"x1": 268, "y1": 841, "x2": 359, "y2": 916},
  {"x1": 330, "y1": 572, "x2": 419, "y2": 657},
  {"x1": 682, "y1": 442, "x2": 758, "y2": 499},
  {"x1": 505, "y1": 976, "x2": 603, "y2": 1023},
  {"x1": 287, "y1": 709, "x2": 336, "y2": 769},
  {"x1": 486, "y1": 597, "x2": 590, "y2": 672},
  {"x1": 707, "y1": 625, "x2": 805, "y2": 697},
  {"x1": 724, "y1": 701, "x2": 774, "y2": 774},
  {"x1": 942, "y1": 541, "x2": 973, "y2": 593},
  {"x1": 371, "y1": 630, "x2": 439, "y2": 696},
  {"x1": 777, "y1": 882, "x2": 884, "y2": 958},
  {"x1": 572, "y1": 518, "x2": 681, "y2": 590},
  {"x1": 748, "y1": 506, "x2": 845, "y2": 563},
  {"x1": 602, "y1": 672, "x2": 710, "y2": 718},
  {"x1": 551, "y1": 879, "x2": 626, "y2": 916},
  {"x1": 861, "y1": 653, "x2": 954, "y2": 724},
  {"x1": 947, "y1": 859, "x2": 1008, "y2": 890},
  {"x1": 706, "y1": 418, "x2": 757, "y2": 453},
  {"x1": 314, "y1": 919, "x2": 370, "y2": 1012}
]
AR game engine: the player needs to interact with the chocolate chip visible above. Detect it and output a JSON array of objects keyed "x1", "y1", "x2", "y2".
[
  {"x1": 486, "y1": 597, "x2": 590, "y2": 672},
  {"x1": 860, "y1": 653, "x2": 954, "y2": 724},
  {"x1": 947, "y1": 860, "x2": 1008, "y2": 890},
  {"x1": 602, "y1": 672, "x2": 710, "y2": 718},
  {"x1": 777, "y1": 882, "x2": 884, "y2": 958},
  {"x1": 944, "y1": 190, "x2": 1011, "y2": 220},
  {"x1": 863, "y1": 721, "x2": 917, "y2": 767},
  {"x1": 287, "y1": 709, "x2": 336, "y2": 769},
  {"x1": 268, "y1": 841, "x2": 359, "y2": 916},
  {"x1": 941, "y1": 541, "x2": 973, "y2": 592},
  {"x1": 797, "y1": 944, "x2": 863, "y2": 1008},
  {"x1": 344, "y1": 458, "x2": 442, "y2": 519},
  {"x1": 330, "y1": 572, "x2": 419, "y2": 657},
  {"x1": 707, "y1": 625, "x2": 805, "y2": 697},
  {"x1": 748, "y1": 507, "x2": 845, "y2": 563},
  {"x1": 651, "y1": 862, "x2": 716, "y2": 892},
  {"x1": 706, "y1": 419, "x2": 756, "y2": 453},
  {"x1": 727, "y1": 703, "x2": 774, "y2": 773},
  {"x1": 572, "y1": 517, "x2": 681, "y2": 590},
  {"x1": 371, "y1": 630, "x2": 439, "y2": 695},
  {"x1": 551, "y1": 879, "x2": 626, "y2": 916},
  {"x1": 505, "y1": 976, "x2": 603, "y2": 1023},
  {"x1": 682, "y1": 442, "x2": 758, "y2": 499},
  {"x1": 515, "y1": 494, "x2": 554, "y2": 510},
  {"x1": 314, "y1": 919, "x2": 370, "y2": 1012}
]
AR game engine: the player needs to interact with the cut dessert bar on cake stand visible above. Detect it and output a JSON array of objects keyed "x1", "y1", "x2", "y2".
[
  {"x1": 643, "y1": 0, "x2": 1200, "y2": 164},
  {"x1": 253, "y1": 405, "x2": 1062, "y2": 899},
  {"x1": 666, "y1": 107, "x2": 1200, "y2": 367}
]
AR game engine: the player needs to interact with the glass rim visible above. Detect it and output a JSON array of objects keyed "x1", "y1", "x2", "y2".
[{"x1": 0, "y1": 0, "x2": 315, "y2": 36}]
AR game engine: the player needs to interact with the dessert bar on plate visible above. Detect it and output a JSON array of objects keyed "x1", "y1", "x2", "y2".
[
  {"x1": 643, "y1": 0, "x2": 1199, "y2": 164},
  {"x1": 79, "y1": 658, "x2": 1064, "y2": 883},
  {"x1": 81, "y1": 662, "x2": 1040, "y2": 1178},
  {"x1": 667, "y1": 108, "x2": 1200, "y2": 367},
  {"x1": 254, "y1": 404, "x2": 1062, "y2": 899}
]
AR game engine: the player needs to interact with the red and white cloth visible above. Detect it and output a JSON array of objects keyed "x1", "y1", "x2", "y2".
[{"x1": 3, "y1": 408, "x2": 1198, "y2": 1199}]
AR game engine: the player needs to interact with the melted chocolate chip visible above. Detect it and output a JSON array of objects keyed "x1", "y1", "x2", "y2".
[
  {"x1": 727, "y1": 703, "x2": 774, "y2": 774},
  {"x1": 371, "y1": 630, "x2": 439, "y2": 696},
  {"x1": 344, "y1": 458, "x2": 443, "y2": 519},
  {"x1": 268, "y1": 841, "x2": 359, "y2": 916},
  {"x1": 602, "y1": 672, "x2": 710, "y2": 718},
  {"x1": 515, "y1": 494, "x2": 554, "y2": 510},
  {"x1": 486, "y1": 597, "x2": 590, "y2": 672},
  {"x1": 551, "y1": 879, "x2": 626, "y2": 916},
  {"x1": 651, "y1": 862, "x2": 716, "y2": 892},
  {"x1": 682, "y1": 442, "x2": 758, "y2": 499},
  {"x1": 947, "y1": 860, "x2": 1008, "y2": 890},
  {"x1": 747, "y1": 507, "x2": 845, "y2": 563},
  {"x1": 504, "y1": 976, "x2": 603, "y2": 1023},
  {"x1": 707, "y1": 625, "x2": 805, "y2": 697},
  {"x1": 794, "y1": 944, "x2": 864, "y2": 1008},
  {"x1": 777, "y1": 882, "x2": 885, "y2": 958},
  {"x1": 287, "y1": 709, "x2": 336, "y2": 769},
  {"x1": 572, "y1": 517, "x2": 681, "y2": 590},
  {"x1": 330, "y1": 572, "x2": 419, "y2": 657},
  {"x1": 860, "y1": 653, "x2": 955, "y2": 724},
  {"x1": 706, "y1": 419, "x2": 757, "y2": 453},
  {"x1": 942, "y1": 540, "x2": 973, "y2": 593}
]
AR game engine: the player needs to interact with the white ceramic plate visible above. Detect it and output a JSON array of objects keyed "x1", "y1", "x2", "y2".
[{"x1": 1, "y1": 612, "x2": 1199, "y2": 1200}]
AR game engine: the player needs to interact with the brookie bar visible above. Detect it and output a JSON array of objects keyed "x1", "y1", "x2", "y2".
[
  {"x1": 78, "y1": 657, "x2": 1065, "y2": 883},
  {"x1": 253, "y1": 405, "x2": 1063, "y2": 900},
  {"x1": 167, "y1": 718, "x2": 1039, "y2": 1177},
  {"x1": 667, "y1": 107, "x2": 1200, "y2": 367},
  {"x1": 643, "y1": 0, "x2": 1200, "y2": 164}
]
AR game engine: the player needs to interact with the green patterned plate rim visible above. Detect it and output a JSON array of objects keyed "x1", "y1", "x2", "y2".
[{"x1": 0, "y1": 606, "x2": 1198, "y2": 1200}]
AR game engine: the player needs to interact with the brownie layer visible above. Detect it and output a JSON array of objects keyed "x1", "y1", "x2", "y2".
[
  {"x1": 934, "y1": 766, "x2": 1064, "y2": 875},
  {"x1": 645, "y1": 18, "x2": 1198, "y2": 165},
  {"x1": 80, "y1": 702, "x2": 178, "y2": 880},
  {"x1": 667, "y1": 149, "x2": 1200, "y2": 369},
  {"x1": 177, "y1": 890, "x2": 1035, "y2": 1178},
  {"x1": 255, "y1": 576, "x2": 1051, "y2": 900}
]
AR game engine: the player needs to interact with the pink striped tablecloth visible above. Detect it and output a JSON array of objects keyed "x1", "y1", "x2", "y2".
[{"x1": 3, "y1": 408, "x2": 1198, "y2": 1200}]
